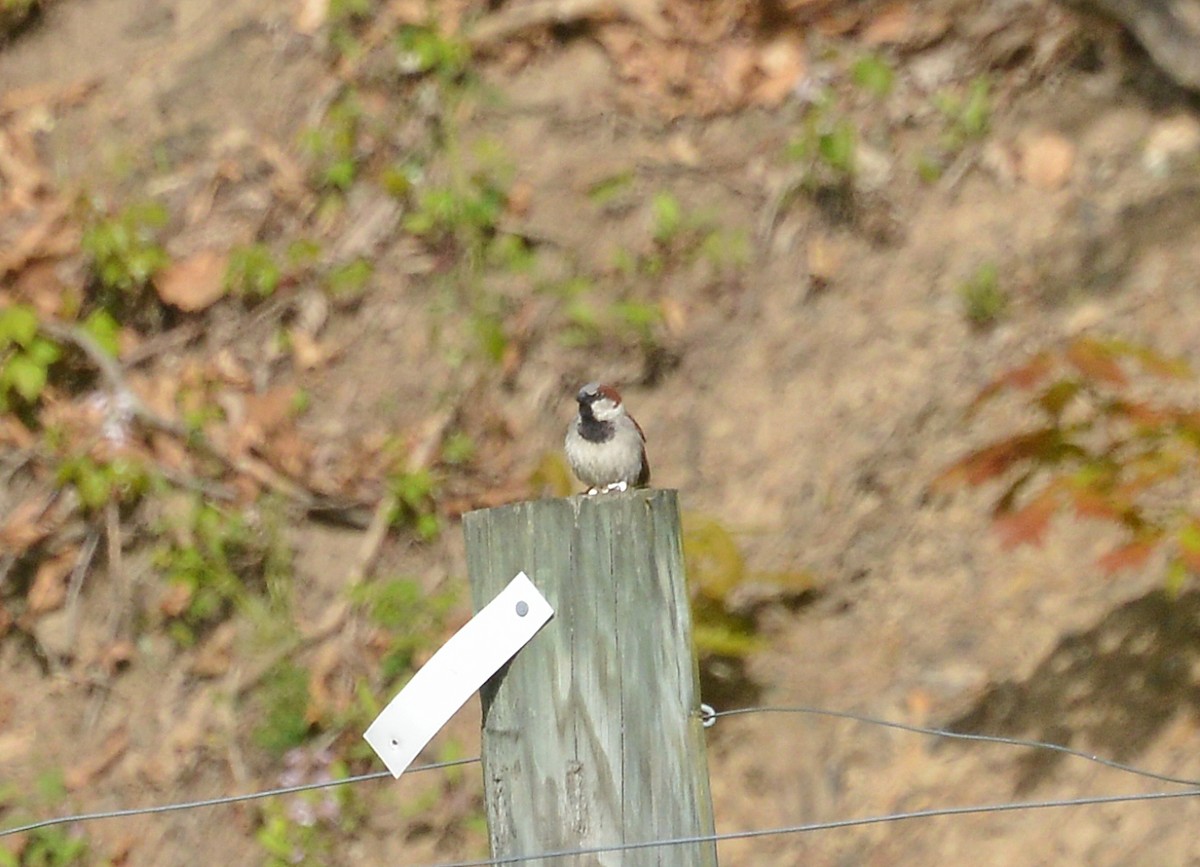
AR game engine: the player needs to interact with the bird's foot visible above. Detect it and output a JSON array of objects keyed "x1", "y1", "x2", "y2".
[
  {"x1": 601, "y1": 481, "x2": 629, "y2": 493},
  {"x1": 585, "y1": 487, "x2": 600, "y2": 496}
]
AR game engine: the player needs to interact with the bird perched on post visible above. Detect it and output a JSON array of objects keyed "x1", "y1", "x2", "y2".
[{"x1": 565, "y1": 382, "x2": 650, "y2": 495}]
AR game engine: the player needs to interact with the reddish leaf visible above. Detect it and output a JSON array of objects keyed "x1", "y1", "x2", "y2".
[
  {"x1": 1107, "y1": 339, "x2": 1193, "y2": 380},
  {"x1": 1097, "y1": 538, "x2": 1158, "y2": 575},
  {"x1": 1036, "y1": 379, "x2": 1081, "y2": 417},
  {"x1": 994, "y1": 487, "x2": 1059, "y2": 549},
  {"x1": 1069, "y1": 488, "x2": 1126, "y2": 521},
  {"x1": 934, "y1": 429, "x2": 1060, "y2": 490},
  {"x1": 971, "y1": 352, "x2": 1055, "y2": 410},
  {"x1": 1106, "y1": 399, "x2": 1170, "y2": 426},
  {"x1": 1066, "y1": 337, "x2": 1127, "y2": 387}
]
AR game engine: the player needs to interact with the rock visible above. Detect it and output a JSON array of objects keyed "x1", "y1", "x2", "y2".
[
  {"x1": 32, "y1": 609, "x2": 75, "y2": 662},
  {"x1": 1017, "y1": 131, "x2": 1076, "y2": 190},
  {"x1": 1142, "y1": 114, "x2": 1200, "y2": 177},
  {"x1": 1061, "y1": 0, "x2": 1200, "y2": 91}
]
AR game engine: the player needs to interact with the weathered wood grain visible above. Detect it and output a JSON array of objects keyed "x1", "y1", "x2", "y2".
[{"x1": 464, "y1": 490, "x2": 717, "y2": 866}]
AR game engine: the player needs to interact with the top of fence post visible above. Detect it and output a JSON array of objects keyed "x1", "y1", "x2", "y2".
[{"x1": 463, "y1": 489, "x2": 718, "y2": 866}]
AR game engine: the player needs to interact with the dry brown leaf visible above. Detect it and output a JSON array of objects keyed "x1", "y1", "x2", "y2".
[
  {"x1": 717, "y1": 43, "x2": 757, "y2": 101},
  {"x1": 0, "y1": 204, "x2": 74, "y2": 277},
  {"x1": 155, "y1": 250, "x2": 229, "y2": 312},
  {"x1": 191, "y1": 621, "x2": 236, "y2": 678},
  {"x1": 0, "y1": 415, "x2": 36, "y2": 450},
  {"x1": 0, "y1": 129, "x2": 45, "y2": 202},
  {"x1": 0, "y1": 77, "x2": 99, "y2": 117},
  {"x1": 807, "y1": 234, "x2": 846, "y2": 287},
  {"x1": 243, "y1": 385, "x2": 298, "y2": 440},
  {"x1": 12, "y1": 261, "x2": 72, "y2": 317},
  {"x1": 270, "y1": 429, "x2": 315, "y2": 477},
  {"x1": 289, "y1": 329, "x2": 339, "y2": 369},
  {"x1": 306, "y1": 640, "x2": 345, "y2": 724},
  {"x1": 862, "y1": 1, "x2": 951, "y2": 48},
  {"x1": 26, "y1": 547, "x2": 78, "y2": 614},
  {"x1": 0, "y1": 494, "x2": 56, "y2": 554},
  {"x1": 749, "y1": 38, "x2": 807, "y2": 106},
  {"x1": 65, "y1": 727, "x2": 129, "y2": 791},
  {"x1": 211, "y1": 348, "x2": 252, "y2": 386},
  {"x1": 151, "y1": 431, "x2": 190, "y2": 472},
  {"x1": 660, "y1": 296, "x2": 687, "y2": 335},
  {"x1": 159, "y1": 582, "x2": 193, "y2": 618},
  {"x1": 506, "y1": 178, "x2": 533, "y2": 218}
]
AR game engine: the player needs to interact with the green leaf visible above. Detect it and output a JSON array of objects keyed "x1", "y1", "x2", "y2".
[
  {"x1": 818, "y1": 122, "x2": 856, "y2": 175},
  {"x1": 851, "y1": 54, "x2": 895, "y2": 98},
  {"x1": 26, "y1": 336, "x2": 62, "y2": 367},
  {"x1": 651, "y1": 192, "x2": 683, "y2": 242},
  {"x1": 75, "y1": 466, "x2": 113, "y2": 511},
  {"x1": 4, "y1": 353, "x2": 47, "y2": 401},
  {"x1": 1037, "y1": 379, "x2": 1081, "y2": 417},
  {"x1": 0, "y1": 303, "x2": 38, "y2": 347}
]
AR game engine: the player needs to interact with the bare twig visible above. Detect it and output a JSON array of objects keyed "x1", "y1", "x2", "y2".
[
  {"x1": 122, "y1": 322, "x2": 204, "y2": 367},
  {"x1": 64, "y1": 526, "x2": 102, "y2": 653},
  {"x1": 104, "y1": 500, "x2": 126, "y2": 641},
  {"x1": 41, "y1": 319, "x2": 316, "y2": 508}
]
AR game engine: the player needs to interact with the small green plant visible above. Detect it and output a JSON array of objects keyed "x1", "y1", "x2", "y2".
[
  {"x1": 614, "y1": 191, "x2": 749, "y2": 280},
  {"x1": 154, "y1": 498, "x2": 293, "y2": 645},
  {"x1": 586, "y1": 169, "x2": 636, "y2": 210},
  {"x1": 560, "y1": 292, "x2": 662, "y2": 351},
  {"x1": 684, "y1": 515, "x2": 816, "y2": 659},
  {"x1": 80, "y1": 201, "x2": 170, "y2": 297},
  {"x1": 851, "y1": 54, "x2": 895, "y2": 99},
  {"x1": 957, "y1": 262, "x2": 1007, "y2": 327},
  {"x1": 937, "y1": 336, "x2": 1200, "y2": 592},
  {"x1": 440, "y1": 431, "x2": 476, "y2": 466},
  {"x1": 55, "y1": 454, "x2": 153, "y2": 513},
  {"x1": 936, "y1": 75, "x2": 991, "y2": 150},
  {"x1": 404, "y1": 177, "x2": 507, "y2": 255},
  {"x1": 226, "y1": 244, "x2": 281, "y2": 300},
  {"x1": 349, "y1": 577, "x2": 456, "y2": 683},
  {"x1": 786, "y1": 95, "x2": 857, "y2": 189},
  {"x1": 256, "y1": 748, "x2": 358, "y2": 867},
  {"x1": 301, "y1": 93, "x2": 362, "y2": 193},
  {"x1": 325, "y1": 0, "x2": 375, "y2": 59},
  {"x1": 253, "y1": 660, "x2": 313, "y2": 755},
  {"x1": 0, "y1": 827, "x2": 89, "y2": 867},
  {"x1": 0, "y1": 771, "x2": 89, "y2": 867},
  {"x1": 386, "y1": 468, "x2": 441, "y2": 540},
  {"x1": 324, "y1": 258, "x2": 373, "y2": 301},
  {"x1": 0, "y1": 304, "x2": 61, "y2": 412},
  {"x1": 395, "y1": 23, "x2": 471, "y2": 81},
  {"x1": 650, "y1": 191, "x2": 684, "y2": 244}
]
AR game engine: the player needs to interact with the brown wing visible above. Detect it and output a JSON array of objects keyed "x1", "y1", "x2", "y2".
[{"x1": 636, "y1": 441, "x2": 651, "y2": 487}]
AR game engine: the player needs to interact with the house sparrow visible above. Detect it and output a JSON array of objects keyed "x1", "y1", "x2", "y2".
[{"x1": 565, "y1": 382, "x2": 650, "y2": 495}]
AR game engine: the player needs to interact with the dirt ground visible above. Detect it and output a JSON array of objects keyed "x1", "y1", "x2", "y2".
[{"x1": 4, "y1": 0, "x2": 1200, "y2": 864}]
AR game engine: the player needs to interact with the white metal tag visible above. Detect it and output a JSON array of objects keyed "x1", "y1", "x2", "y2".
[{"x1": 364, "y1": 571, "x2": 553, "y2": 778}]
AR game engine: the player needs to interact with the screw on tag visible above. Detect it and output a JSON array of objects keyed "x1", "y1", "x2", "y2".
[{"x1": 364, "y1": 572, "x2": 553, "y2": 778}]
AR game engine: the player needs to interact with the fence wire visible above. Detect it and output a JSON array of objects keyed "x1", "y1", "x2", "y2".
[
  {"x1": 422, "y1": 788, "x2": 1200, "y2": 867},
  {"x1": 3, "y1": 702, "x2": 1198, "y2": 865}
]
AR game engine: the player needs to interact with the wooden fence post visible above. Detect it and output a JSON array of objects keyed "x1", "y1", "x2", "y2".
[{"x1": 463, "y1": 489, "x2": 718, "y2": 866}]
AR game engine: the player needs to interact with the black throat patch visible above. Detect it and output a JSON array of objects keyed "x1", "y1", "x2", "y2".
[{"x1": 577, "y1": 406, "x2": 614, "y2": 443}]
